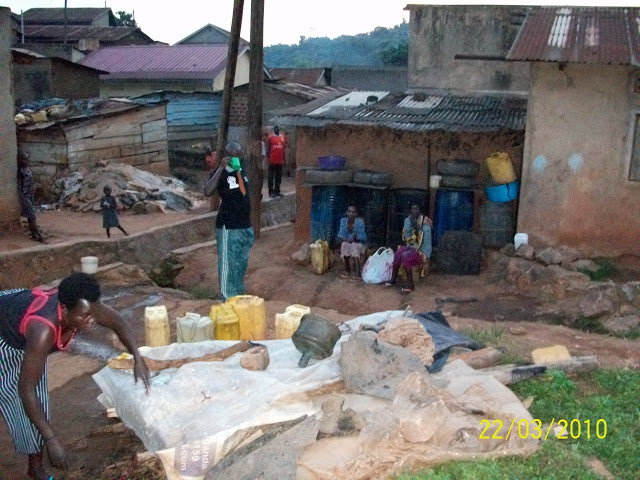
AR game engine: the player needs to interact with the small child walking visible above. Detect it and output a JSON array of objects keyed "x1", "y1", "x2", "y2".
[{"x1": 100, "y1": 185, "x2": 128, "y2": 238}]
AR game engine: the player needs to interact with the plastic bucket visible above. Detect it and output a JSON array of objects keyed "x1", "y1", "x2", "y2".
[
  {"x1": 485, "y1": 180, "x2": 519, "y2": 203},
  {"x1": 80, "y1": 256, "x2": 99, "y2": 274},
  {"x1": 429, "y1": 175, "x2": 442, "y2": 188},
  {"x1": 514, "y1": 233, "x2": 529, "y2": 249}
]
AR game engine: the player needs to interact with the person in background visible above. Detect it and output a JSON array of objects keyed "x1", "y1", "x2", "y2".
[
  {"x1": 267, "y1": 125, "x2": 286, "y2": 198},
  {"x1": 385, "y1": 203, "x2": 432, "y2": 294},
  {"x1": 204, "y1": 147, "x2": 218, "y2": 176},
  {"x1": 203, "y1": 142, "x2": 254, "y2": 300},
  {"x1": 336, "y1": 205, "x2": 367, "y2": 279},
  {"x1": 17, "y1": 152, "x2": 44, "y2": 243},
  {"x1": 0, "y1": 273, "x2": 150, "y2": 480},
  {"x1": 100, "y1": 185, "x2": 128, "y2": 238}
]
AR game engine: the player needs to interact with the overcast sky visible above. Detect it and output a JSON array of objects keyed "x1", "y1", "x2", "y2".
[{"x1": 2, "y1": 1, "x2": 634, "y2": 46}]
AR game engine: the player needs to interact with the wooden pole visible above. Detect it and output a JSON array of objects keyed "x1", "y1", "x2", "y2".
[
  {"x1": 211, "y1": 0, "x2": 244, "y2": 211},
  {"x1": 248, "y1": 0, "x2": 264, "y2": 237}
]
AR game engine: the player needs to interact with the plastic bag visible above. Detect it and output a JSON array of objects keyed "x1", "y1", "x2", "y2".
[{"x1": 362, "y1": 247, "x2": 394, "y2": 284}]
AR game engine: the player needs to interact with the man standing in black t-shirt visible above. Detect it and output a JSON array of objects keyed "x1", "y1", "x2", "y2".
[{"x1": 204, "y1": 142, "x2": 255, "y2": 300}]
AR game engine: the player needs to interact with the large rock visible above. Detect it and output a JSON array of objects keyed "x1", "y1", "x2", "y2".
[
  {"x1": 487, "y1": 252, "x2": 511, "y2": 283},
  {"x1": 557, "y1": 246, "x2": 582, "y2": 265},
  {"x1": 340, "y1": 331, "x2": 426, "y2": 400},
  {"x1": 95, "y1": 263, "x2": 156, "y2": 288},
  {"x1": 377, "y1": 317, "x2": 435, "y2": 366},
  {"x1": 572, "y1": 259, "x2": 600, "y2": 274},
  {"x1": 546, "y1": 265, "x2": 590, "y2": 300},
  {"x1": 499, "y1": 243, "x2": 516, "y2": 257},
  {"x1": 240, "y1": 345, "x2": 270, "y2": 371},
  {"x1": 579, "y1": 283, "x2": 620, "y2": 318},
  {"x1": 536, "y1": 247, "x2": 564, "y2": 265},
  {"x1": 603, "y1": 316, "x2": 640, "y2": 334},
  {"x1": 515, "y1": 244, "x2": 535, "y2": 260},
  {"x1": 619, "y1": 282, "x2": 640, "y2": 307},
  {"x1": 506, "y1": 257, "x2": 550, "y2": 291}
]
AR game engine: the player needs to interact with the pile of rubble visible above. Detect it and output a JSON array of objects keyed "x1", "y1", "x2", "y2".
[
  {"x1": 54, "y1": 162, "x2": 204, "y2": 213},
  {"x1": 489, "y1": 244, "x2": 640, "y2": 332}
]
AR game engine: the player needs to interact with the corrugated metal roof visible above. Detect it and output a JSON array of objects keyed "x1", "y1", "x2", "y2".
[
  {"x1": 21, "y1": 8, "x2": 113, "y2": 25},
  {"x1": 269, "y1": 68, "x2": 327, "y2": 86},
  {"x1": 398, "y1": 95, "x2": 443, "y2": 109},
  {"x1": 80, "y1": 45, "x2": 248, "y2": 81},
  {"x1": 272, "y1": 93, "x2": 526, "y2": 133},
  {"x1": 309, "y1": 91, "x2": 390, "y2": 116},
  {"x1": 508, "y1": 7, "x2": 640, "y2": 65},
  {"x1": 266, "y1": 82, "x2": 349, "y2": 101},
  {"x1": 24, "y1": 25, "x2": 141, "y2": 42}
]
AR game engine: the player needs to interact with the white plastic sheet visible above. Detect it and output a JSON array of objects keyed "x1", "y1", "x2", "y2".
[{"x1": 93, "y1": 311, "x2": 403, "y2": 479}]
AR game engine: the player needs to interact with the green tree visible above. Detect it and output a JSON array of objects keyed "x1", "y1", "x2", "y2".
[
  {"x1": 380, "y1": 40, "x2": 408, "y2": 66},
  {"x1": 115, "y1": 11, "x2": 137, "y2": 27}
]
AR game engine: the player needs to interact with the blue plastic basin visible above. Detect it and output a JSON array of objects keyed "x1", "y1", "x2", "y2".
[{"x1": 485, "y1": 180, "x2": 519, "y2": 203}]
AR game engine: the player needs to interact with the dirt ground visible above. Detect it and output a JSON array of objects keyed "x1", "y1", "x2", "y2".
[
  {"x1": 0, "y1": 176, "x2": 296, "y2": 252},
  {"x1": 1, "y1": 223, "x2": 638, "y2": 478}
]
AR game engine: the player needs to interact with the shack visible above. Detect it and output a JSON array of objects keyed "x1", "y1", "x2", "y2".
[
  {"x1": 12, "y1": 48, "x2": 106, "y2": 105},
  {"x1": 508, "y1": 7, "x2": 640, "y2": 256},
  {"x1": 272, "y1": 90, "x2": 527, "y2": 244},
  {"x1": 17, "y1": 100, "x2": 169, "y2": 199}
]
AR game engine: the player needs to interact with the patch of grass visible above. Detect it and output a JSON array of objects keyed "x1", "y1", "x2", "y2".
[
  {"x1": 398, "y1": 369, "x2": 640, "y2": 479},
  {"x1": 500, "y1": 351, "x2": 529, "y2": 366},
  {"x1": 187, "y1": 286, "x2": 217, "y2": 300},
  {"x1": 573, "y1": 316, "x2": 608, "y2": 334},
  {"x1": 511, "y1": 369, "x2": 640, "y2": 479},
  {"x1": 578, "y1": 259, "x2": 618, "y2": 282},
  {"x1": 614, "y1": 328, "x2": 640, "y2": 340},
  {"x1": 396, "y1": 440, "x2": 601, "y2": 480},
  {"x1": 459, "y1": 326, "x2": 504, "y2": 347}
]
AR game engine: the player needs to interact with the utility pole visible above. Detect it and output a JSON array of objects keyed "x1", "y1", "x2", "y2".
[
  {"x1": 211, "y1": 0, "x2": 244, "y2": 211},
  {"x1": 20, "y1": 10, "x2": 24, "y2": 44},
  {"x1": 63, "y1": 0, "x2": 68, "y2": 45},
  {"x1": 248, "y1": 0, "x2": 264, "y2": 237}
]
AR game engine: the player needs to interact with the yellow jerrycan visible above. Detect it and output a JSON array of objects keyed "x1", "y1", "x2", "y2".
[
  {"x1": 310, "y1": 240, "x2": 330, "y2": 274},
  {"x1": 210, "y1": 303, "x2": 241, "y2": 340},
  {"x1": 226, "y1": 295, "x2": 267, "y2": 340},
  {"x1": 486, "y1": 152, "x2": 517, "y2": 184},
  {"x1": 144, "y1": 305, "x2": 170, "y2": 347},
  {"x1": 275, "y1": 304, "x2": 311, "y2": 339}
]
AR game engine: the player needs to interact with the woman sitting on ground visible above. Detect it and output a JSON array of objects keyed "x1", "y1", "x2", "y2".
[
  {"x1": 385, "y1": 203, "x2": 432, "y2": 293},
  {"x1": 336, "y1": 205, "x2": 367, "y2": 279},
  {"x1": 0, "y1": 273, "x2": 150, "y2": 480}
]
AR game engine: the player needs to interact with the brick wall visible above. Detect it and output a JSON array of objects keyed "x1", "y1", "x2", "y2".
[{"x1": 229, "y1": 87, "x2": 249, "y2": 126}]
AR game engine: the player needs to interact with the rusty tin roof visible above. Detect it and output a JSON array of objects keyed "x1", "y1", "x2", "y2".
[{"x1": 508, "y1": 7, "x2": 640, "y2": 66}]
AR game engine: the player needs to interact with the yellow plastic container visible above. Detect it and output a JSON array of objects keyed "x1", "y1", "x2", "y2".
[
  {"x1": 226, "y1": 295, "x2": 267, "y2": 340},
  {"x1": 144, "y1": 305, "x2": 170, "y2": 347},
  {"x1": 486, "y1": 152, "x2": 517, "y2": 184},
  {"x1": 275, "y1": 304, "x2": 311, "y2": 339},
  {"x1": 310, "y1": 240, "x2": 330, "y2": 275},
  {"x1": 211, "y1": 303, "x2": 241, "y2": 340}
]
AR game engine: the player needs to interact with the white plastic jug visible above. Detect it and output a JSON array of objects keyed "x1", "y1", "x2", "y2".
[
  {"x1": 177, "y1": 312, "x2": 214, "y2": 343},
  {"x1": 275, "y1": 304, "x2": 311, "y2": 339},
  {"x1": 81, "y1": 256, "x2": 99, "y2": 274},
  {"x1": 514, "y1": 233, "x2": 529, "y2": 249}
]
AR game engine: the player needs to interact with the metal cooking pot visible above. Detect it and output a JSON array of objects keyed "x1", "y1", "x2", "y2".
[{"x1": 291, "y1": 314, "x2": 341, "y2": 367}]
